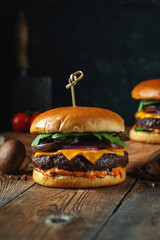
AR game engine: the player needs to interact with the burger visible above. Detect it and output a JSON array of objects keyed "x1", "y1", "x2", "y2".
[
  {"x1": 30, "y1": 106, "x2": 128, "y2": 188},
  {"x1": 129, "y1": 79, "x2": 160, "y2": 143}
]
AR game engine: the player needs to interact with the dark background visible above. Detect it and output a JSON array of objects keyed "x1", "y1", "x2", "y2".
[{"x1": 1, "y1": 0, "x2": 160, "y2": 131}]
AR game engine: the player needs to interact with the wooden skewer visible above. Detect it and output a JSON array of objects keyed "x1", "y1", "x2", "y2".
[{"x1": 66, "y1": 71, "x2": 84, "y2": 106}]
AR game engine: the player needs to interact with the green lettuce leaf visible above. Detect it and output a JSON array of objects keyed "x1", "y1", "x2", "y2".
[
  {"x1": 100, "y1": 133, "x2": 127, "y2": 147},
  {"x1": 31, "y1": 132, "x2": 126, "y2": 148},
  {"x1": 138, "y1": 100, "x2": 160, "y2": 112},
  {"x1": 51, "y1": 132, "x2": 89, "y2": 140},
  {"x1": 134, "y1": 126, "x2": 148, "y2": 131},
  {"x1": 31, "y1": 133, "x2": 52, "y2": 147}
]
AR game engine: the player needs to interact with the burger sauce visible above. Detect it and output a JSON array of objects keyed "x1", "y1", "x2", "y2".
[{"x1": 35, "y1": 167, "x2": 125, "y2": 180}]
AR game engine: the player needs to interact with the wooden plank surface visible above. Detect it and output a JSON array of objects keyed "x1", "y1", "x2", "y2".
[
  {"x1": 0, "y1": 176, "x2": 136, "y2": 240},
  {"x1": 0, "y1": 131, "x2": 160, "y2": 240},
  {"x1": 126, "y1": 140, "x2": 160, "y2": 173},
  {"x1": 0, "y1": 173, "x2": 34, "y2": 208},
  {"x1": 95, "y1": 179, "x2": 160, "y2": 240}
]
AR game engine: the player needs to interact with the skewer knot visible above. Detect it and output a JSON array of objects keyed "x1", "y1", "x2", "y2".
[{"x1": 66, "y1": 71, "x2": 84, "y2": 89}]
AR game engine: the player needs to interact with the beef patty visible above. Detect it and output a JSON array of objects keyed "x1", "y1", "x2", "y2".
[
  {"x1": 136, "y1": 118, "x2": 160, "y2": 130},
  {"x1": 31, "y1": 151, "x2": 128, "y2": 172}
]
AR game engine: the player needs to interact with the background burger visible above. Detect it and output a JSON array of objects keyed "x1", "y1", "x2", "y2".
[
  {"x1": 129, "y1": 79, "x2": 160, "y2": 144},
  {"x1": 30, "y1": 106, "x2": 128, "y2": 188}
]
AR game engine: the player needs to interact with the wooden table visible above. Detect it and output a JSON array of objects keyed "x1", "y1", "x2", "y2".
[{"x1": 0, "y1": 131, "x2": 160, "y2": 240}]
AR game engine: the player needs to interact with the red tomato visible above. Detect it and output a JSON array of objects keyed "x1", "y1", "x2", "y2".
[
  {"x1": 29, "y1": 111, "x2": 40, "y2": 127},
  {"x1": 12, "y1": 113, "x2": 31, "y2": 132}
]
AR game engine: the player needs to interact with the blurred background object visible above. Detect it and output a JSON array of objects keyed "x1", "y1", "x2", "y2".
[
  {"x1": 1, "y1": 0, "x2": 160, "y2": 131},
  {"x1": 12, "y1": 12, "x2": 52, "y2": 113}
]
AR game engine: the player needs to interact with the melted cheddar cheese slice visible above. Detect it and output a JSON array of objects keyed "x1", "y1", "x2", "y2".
[
  {"x1": 135, "y1": 111, "x2": 160, "y2": 119},
  {"x1": 154, "y1": 129, "x2": 160, "y2": 134},
  {"x1": 34, "y1": 149, "x2": 124, "y2": 164}
]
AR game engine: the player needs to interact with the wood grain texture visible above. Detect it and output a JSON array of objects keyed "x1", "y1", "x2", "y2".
[
  {"x1": 0, "y1": 176, "x2": 136, "y2": 240},
  {"x1": 0, "y1": 131, "x2": 159, "y2": 240},
  {"x1": 0, "y1": 173, "x2": 34, "y2": 208},
  {"x1": 95, "y1": 179, "x2": 160, "y2": 240},
  {"x1": 126, "y1": 140, "x2": 160, "y2": 173}
]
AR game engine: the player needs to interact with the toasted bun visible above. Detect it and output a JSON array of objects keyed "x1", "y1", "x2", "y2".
[
  {"x1": 129, "y1": 128, "x2": 160, "y2": 144},
  {"x1": 30, "y1": 106, "x2": 125, "y2": 134},
  {"x1": 131, "y1": 79, "x2": 160, "y2": 100},
  {"x1": 33, "y1": 168, "x2": 126, "y2": 188}
]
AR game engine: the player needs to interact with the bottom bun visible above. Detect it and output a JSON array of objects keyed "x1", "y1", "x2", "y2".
[
  {"x1": 33, "y1": 168, "x2": 126, "y2": 188},
  {"x1": 129, "y1": 128, "x2": 160, "y2": 144}
]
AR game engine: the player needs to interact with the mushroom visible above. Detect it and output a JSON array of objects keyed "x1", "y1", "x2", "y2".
[{"x1": 0, "y1": 139, "x2": 29, "y2": 173}]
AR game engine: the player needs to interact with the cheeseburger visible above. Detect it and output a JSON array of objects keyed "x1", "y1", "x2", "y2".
[
  {"x1": 30, "y1": 106, "x2": 128, "y2": 188},
  {"x1": 129, "y1": 79, "x2": 160, "y2": 143}
]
